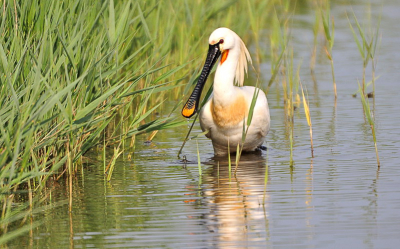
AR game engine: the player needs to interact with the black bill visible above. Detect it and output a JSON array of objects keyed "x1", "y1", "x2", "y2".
[{"x1": 182, "y1": 43, "x2": 221, "y2": 118}]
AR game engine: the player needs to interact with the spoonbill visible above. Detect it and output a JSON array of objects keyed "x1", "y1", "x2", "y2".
[{"x1": 182, "y1": 27, "x2": 270, "y2": 156}]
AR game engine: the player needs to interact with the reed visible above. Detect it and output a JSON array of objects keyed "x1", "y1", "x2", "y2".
[
  {"x1": 245, "y1": 0, "x2": 274, "y2": 72},
  {"x1": 347, "y1": 10, "x2": 381, "y2": 96},
  {"x1": 2, "y1": 0, "x2": 265, "y2": 237},
  {"x1": 348, "y1": 9, "x2": 381, "y2": 168},
  {"x1": 0, "y1": 0, "x2": 336, "y2": 242},
  {"x1": 310, "y1": 8, "x2": 320, "y2": 74},
  {"x1": 263, "y1": 148, "x2": 269, "y2": 204},
  {"x1": 320, "y1": 2, "x2": 337, "y2": 100},
  {"x1": 301, "y1": 83, "x2": 314, "y2": 158},
  {"x1": 282, "y1": 48, "x2": 297, "y2": 167},
  {"x1": 266, "y1": 6, "x2": 287, "y2": 93},
  {"x1": 281, "y1": 49, "x2": 294, "y2": 166},
  {"x1": 105, "y1": 145, "x2": 123, "y2": 181},
  {"x1": 234, "y1": 85, "x2": 261, "y2": 174},
  {"x1": 196, "y1": 140, "x2": 202, "y2": 176},
  {"x1": 358, "y1": 83, "x2": 380, "y2": 167}
]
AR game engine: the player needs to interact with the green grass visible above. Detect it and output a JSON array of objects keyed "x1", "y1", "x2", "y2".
[
  {"x1": 196, "y1": 139, "x2": 202, "y2": 176},
  {"x1": 301, "y1": 83, "x2": 314, "y2": 158},
  {"x1": 0, "y1": 0, "x2": 384, "y2": 243},
  {"x1": 0, "y1": 0, "x2": 276, "y2": 239},
  {"x1": 1, "y1": 0, "x2": 289, "y2": 238},
  {"x1": 320, "y1": 1, "x2": 337, "y2": 100},
  {"x1": 348, "y1": 8, "x2": 381, "y2": 167},
  {"x1": 347, "y1": 10, "x2": 381, "y2": 96},
  {"x1": 280, "y1": 46, "x2": 301, "y2": 167},
  {"x1": 263, "y1": 148, "x2": 269, "y2": 204},
  {"x1": 359, "y1": 83, "x2": 380, "y2": 167}
]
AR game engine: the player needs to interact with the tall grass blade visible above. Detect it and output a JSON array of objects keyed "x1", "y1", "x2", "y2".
[
  {"x1": 196, "y1": 140, "x2": 202, "y2": 176},
  {"x1": 108, "y1": 0, "x2": 116, "y2": 45},
  {"x1": 263, "y1": 148, "x2": 269, "y2": 204},
  {"x1": 358, "y1": 83, "x2": 380, "y2": 167},
  {"x1": 301, "y1": 83, "x2": 314, "y2": 157}
]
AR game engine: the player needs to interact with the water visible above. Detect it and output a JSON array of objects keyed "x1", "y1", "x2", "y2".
[{"x1": 9, "y1": 1, "x2": 400, "y2": 248}]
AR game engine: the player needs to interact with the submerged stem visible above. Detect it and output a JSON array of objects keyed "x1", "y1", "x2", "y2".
[
  {"x1": 371, "y1": 125, "x2": 380, "y2": 167},
  {"x1": 330, "y1": 59, "x2": 337, "y2": 99},
  {"x1": 310, "y1": 126, "x2": 314, "y2": 158}
]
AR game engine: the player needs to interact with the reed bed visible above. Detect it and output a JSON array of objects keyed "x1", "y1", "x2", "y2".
[
  {"x1": 0, "y1": 0, "x2": 384, "y2": 244},
  {"x1": 0, "y1": 0, "x2": 182, "y2": 236},
  {"x1": 0, "y1": 0, "x2": 280, "y2": 240},
  {"x1": 348, "y1": 9, "x2": 381, "y2": 167}
]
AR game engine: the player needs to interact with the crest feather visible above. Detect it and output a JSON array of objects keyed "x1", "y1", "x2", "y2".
[{"x1": 234, "y1": 35, "x2": 252, "y2": 86}]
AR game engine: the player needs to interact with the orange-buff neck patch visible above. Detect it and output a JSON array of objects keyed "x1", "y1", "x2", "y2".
[{"x1": 220, "y1": 50, "x2": 229, "y2": 65}]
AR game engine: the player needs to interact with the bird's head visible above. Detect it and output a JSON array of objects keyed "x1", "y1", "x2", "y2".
[{"x1": 181, "y1": 28, "x2": 252, "y2": 118}]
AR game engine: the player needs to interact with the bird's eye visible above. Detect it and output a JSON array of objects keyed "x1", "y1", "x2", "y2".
[{"x1": 219, "y1": 39, "x2": 224, "y2": 44}]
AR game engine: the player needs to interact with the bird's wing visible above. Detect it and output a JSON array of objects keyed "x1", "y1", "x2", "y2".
[{"x1": 199, "y1": 99, "x2": 213, "y2": 138}]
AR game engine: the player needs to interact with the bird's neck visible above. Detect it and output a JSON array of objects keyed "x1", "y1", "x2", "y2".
[{"x1": 212, "y1": 49, "x2": 239, "y2": 107}]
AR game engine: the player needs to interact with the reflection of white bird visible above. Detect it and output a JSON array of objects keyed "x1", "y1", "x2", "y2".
[{"x1": 182, "y1": 27, "x2": 270, "y2": 156}]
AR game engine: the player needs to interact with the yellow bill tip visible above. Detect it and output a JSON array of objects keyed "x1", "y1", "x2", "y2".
[{"x1": 182, "y1": 103, "x2": 196, "y2": 118}]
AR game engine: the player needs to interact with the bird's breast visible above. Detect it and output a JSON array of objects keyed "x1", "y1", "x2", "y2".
[{"x1": 210, "y1": 94, "x2": 247, "y2": 128}]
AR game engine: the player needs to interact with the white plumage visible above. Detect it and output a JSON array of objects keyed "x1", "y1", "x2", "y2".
[{"x1": 183, "y1": 27, "x2": 270, "y2": 156}]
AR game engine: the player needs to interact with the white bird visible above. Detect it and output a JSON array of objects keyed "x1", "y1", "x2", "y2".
[{"x1": 182, "y1": 27, "x2": 270, "y2": 156}]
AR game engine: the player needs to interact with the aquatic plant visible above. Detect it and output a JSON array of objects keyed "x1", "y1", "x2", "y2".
[
  {"x1": 0, "y1": 0, "x2": 208, "y2": 238},
  {"x1": 310, "y1": 8, "x2": 320, "y2": 74},
  {"x1": 196, "y1": 140, "x2": 202, "y2": 176},
  {"x1": 320, "y1": 2, "x2": 337, "y2": 99},
  {"x1": 347, "y1": 8, "x2": 381, "y2": 167},
  {"x1": 282, "y1": 48, "x2": 299, "y2": 167},
  {"x1": 358, "y1": 83, "x2": 380, "y2": 167},
  {"x1": 3, "y1": 0, "x2": 386, "y2": 244},
  {"x1": 2, "y1": 0, "x2": 290, "y2": 239},
  {"x1": 263, "y1": 149, "x2": 269, "y2": 204},
  {"x1": 301, "y1": 83, "x2": 314, "y2": 158},
  {"x1": 347, "y1": 10, "x2": 381, "y2": 96},
  {"x1": 266, "y1": 7, "x2": 287, "y2": 93}
]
